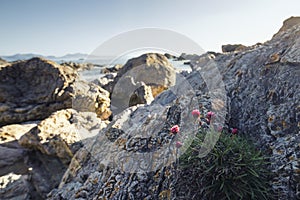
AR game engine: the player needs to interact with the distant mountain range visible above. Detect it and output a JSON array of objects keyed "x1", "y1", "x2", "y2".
[{"x1": 1, "y1": 53, "x2": 89, "y2": 62}]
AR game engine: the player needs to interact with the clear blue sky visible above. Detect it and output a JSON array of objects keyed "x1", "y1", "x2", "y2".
[{"x1": 0, "y1": 0, "x2": 299, "y2": 56}]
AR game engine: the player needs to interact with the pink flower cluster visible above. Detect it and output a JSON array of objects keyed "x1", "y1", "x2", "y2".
[
  {"x1": 191, "y1": 109, "x2": 201, "y2": 118},
  {"x1": 170, "y1": 125, "x2": 180, "y2": 134},
  {"x1": 172, "y1": 109, "x2": 239, "y2": 149}
]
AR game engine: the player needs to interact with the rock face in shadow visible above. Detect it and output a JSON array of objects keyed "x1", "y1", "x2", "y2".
[
  {"x1": 0, "y1": 57, "x2": 77, "y2": 126},
  {"x1": 48, "y1": 17, "x2": 300, "y2": 199}
]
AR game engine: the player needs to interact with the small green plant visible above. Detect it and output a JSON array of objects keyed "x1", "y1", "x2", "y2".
[{"x1": 176, "y1": 128, "x2": 272, "y2": 200}]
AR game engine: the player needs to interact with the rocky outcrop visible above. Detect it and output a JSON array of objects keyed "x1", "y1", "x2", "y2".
[
  {"x1": 19, "y1": 109, "x2": 108, "y2": 165},
  {"x1": 61, "y1": 62, "x2": 95, "y2": 71},
  {"x1": 186, "y1": 18, "x2": 300, "y2": 199},
  {"x1": 164, "y1": 53, "x2": 176, "y2": 59},
  {"x1": 0, "y1": 57, "x2": 77, "y2": 126},
  {"x1": 108, "y1": 53, "x2": 176, "y2": 114},
  {"x1": 48, "y1": 17, "x2": 300, "y2": 199},
  {"x1": 72, "y1": 80, "x2": 112, "y2": 120},
  {"x1": 92, "y1": 73, "x2": 117, "y2": 88},
  {"x1": 221, "y1": 44, "x2": 247, "y2": 53},
  {"x1": 0, "y1": 109, "x2": 108, "y2": 199},
  {"x1": 274, "y1": 16, "x2": 300, "y2": 37},
  {"x1": 101, "y1": 64, "x2": 123, "y2": 74},
  {"x1": 0, "y1": 58, "x2": 8, "y2": 68},
  {"x1": 48, "y1": 82, "x2": 206, "y2": 199},
  {"x1": 0, "y1": 57, "x2": 112, "y2": 126}
]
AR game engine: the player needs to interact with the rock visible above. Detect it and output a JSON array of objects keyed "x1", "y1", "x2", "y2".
[
  {"x1": 0, "y1": 123, "x2": 37, "y2": 145},
  {"x1": 92, "y1": 73, "x2": 117, "y2": 88},
  {"x1": 110, "y1": 76, "x2": 154, "y2": 112},
  {"x1": 128, "y1": 83, "x2": 154, "y2": 107},
  {"x1": 72, "y1": 80, "x2": 112, "y2": 120},
  {"x1": 0, "y1": 57, "x2": 77, "y2": 126},
  {"x1": 0, "y1": 57, "x2": 111, "y2": 126},
  {"x1": 188, "y1": 18, "x2": 300, "y2": 199},
  {"x1": 47, "y1": 71, "x2": 209, "y2": 199},
  {"x1": 108, "y1": 53, "x2": 176, "y2": 114},
  {"x1": 164, "y1": 53, "x2": 176, "y2": 59},
  {"x1": 221, "y1": 44, "x2": 247, "y2": 53},
  {"x1": 49, "y1": 17, "x2": 299, "y2": 199},
  {"x1": 0, "y1": 58, "x2": 8, "y2": 68},
  {"x1": 61, "y1": 62, "x2": 95, "y2": 71},
  {"x1": 274, "y1": 16, "x2": 300, "y2": 36},
  {"x1": 177, "y1": 53, "x2": 200, "y2": 61},
  {"x1": 0, "y1": 108, "x2": 108, "y2": 199},
  {"x1": 18, "y1": 109, "x2": 108, "y2": 165},
  {"x1": 100, "y1": 64, "x2": 123, "y2": 74},
  {"x1": 0, "y1": 173, "x2": 32, "y2": 200}
]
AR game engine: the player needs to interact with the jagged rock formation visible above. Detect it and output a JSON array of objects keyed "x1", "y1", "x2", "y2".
[{"x1": 48, "y1": 17, "x2": 300, "y2": 199}]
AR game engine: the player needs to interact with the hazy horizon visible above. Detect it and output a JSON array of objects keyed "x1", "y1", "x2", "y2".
[{"x1": 1, "y1": 0, "x2": 299, "y2": 57}]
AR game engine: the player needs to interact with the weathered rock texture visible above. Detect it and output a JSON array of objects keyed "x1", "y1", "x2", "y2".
[
  {"x1": 72, "y1": 80, "x2": 112, "y2": 120},
  {"x1": 186, "y1": 17, "x2": 300, "y2": 199},
  {"x1": 221, "y1": 44, "x2": 247, "y2": 53},
  {"x1": 106, "y1": 53, "x2": 176, "y2": 114},
  {"x1": 0, "y1": 57, "x2": 112, "y2": 126},
  {"x1": 48, "y1": 17, "x2": 300, "y2": 199},
  {"x1": 61, "y1": 62, "x2": 95, "y2": 71},
  {"x1": 101, "y1": 64, "x2": 123, "y2": 74},
  {"x1": 0, "y1": 109, "x2": 108, "y2": 199},
  {"x1": 0, "y1": 58, "x2": 77, "y2": 126}
]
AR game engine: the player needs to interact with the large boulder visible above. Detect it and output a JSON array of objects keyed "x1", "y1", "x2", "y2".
[
  {"x1": 0, "y1": 57, "x2": 76, "y2": 126},
  {"x1": 0, "y1": 57, "x2": 112, "y2": 126},
  {"x1": 108, "y1": 53, "x2": 176, "y2": 114}
]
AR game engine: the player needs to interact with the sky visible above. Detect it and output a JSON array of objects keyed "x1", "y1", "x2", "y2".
[{"x1": 0, "y1": 0, "x2": 299, "y2": 56}]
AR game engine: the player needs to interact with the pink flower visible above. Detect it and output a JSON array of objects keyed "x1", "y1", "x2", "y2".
[
  {"x1": 191, "y1": 109, "x2": 201, "y2": 118},
  {"x1": 231, "y1": 128, "x2": 238, "y2": 135},
  {"x1": 170, "y1": 125, "x2": 180, "y2": 134},
  {"x1": 206, "y1": 111, "x2": 215, "y2": 119},
  {"x1": 217, "y1": 126, "x2": 223, "y2": 132},
  {"x1": 175, "y1": 141, "x2": 183, "y2": 148}
]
